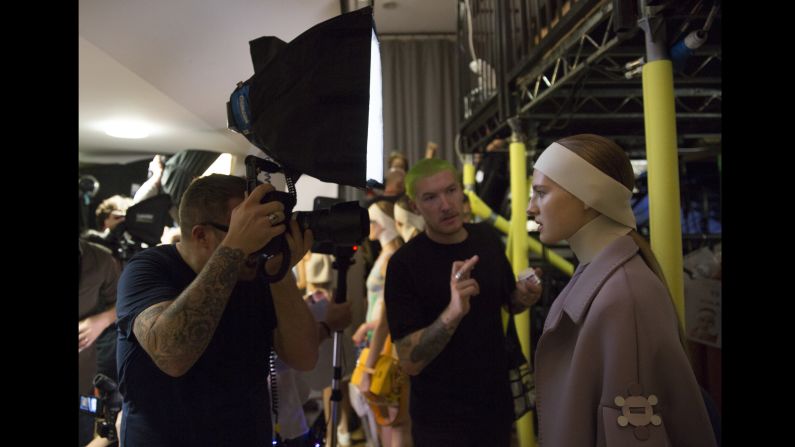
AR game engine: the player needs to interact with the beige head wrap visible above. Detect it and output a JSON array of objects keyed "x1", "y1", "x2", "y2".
[{"x1": 534, "y1": 142, "x2": 636, "y2": 229}]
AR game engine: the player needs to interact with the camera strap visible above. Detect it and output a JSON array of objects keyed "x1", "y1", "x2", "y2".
[{"x1": 256, "y1": 240, "x2": 292, "y2": 284}]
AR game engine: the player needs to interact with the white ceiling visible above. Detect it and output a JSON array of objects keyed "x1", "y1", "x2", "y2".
[{"x1": 79, "y1": 0, "x2": 457, "y2": 165}]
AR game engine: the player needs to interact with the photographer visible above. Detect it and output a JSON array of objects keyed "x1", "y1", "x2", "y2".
[
  {"x1": 115, "y1": 174, "x2": 319, "y2": 446},
  {"x1": 79, "y1": 238, "x2": 121, "y2": 446}
]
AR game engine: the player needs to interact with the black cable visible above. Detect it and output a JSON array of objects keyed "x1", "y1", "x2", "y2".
[{"x1": 269, "y1": 349, "x2": 283, "y2": 445}]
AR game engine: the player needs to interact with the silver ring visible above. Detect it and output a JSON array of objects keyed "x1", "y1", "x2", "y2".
[
  {"x1": 454, "y1": 271, "x2": 463, "y2": 281},
  {"x1": 267, "y1": 213, "x2": 279, "y2": 225}
]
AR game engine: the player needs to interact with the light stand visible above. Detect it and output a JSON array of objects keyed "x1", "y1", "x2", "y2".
[{"x1": 328, "y1": 244, "x2": 356, "y2": 447}]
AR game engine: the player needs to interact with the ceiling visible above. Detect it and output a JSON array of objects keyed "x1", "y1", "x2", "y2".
[{"x1": 78, "y1": 0, "x2": 457, "y2": 165}]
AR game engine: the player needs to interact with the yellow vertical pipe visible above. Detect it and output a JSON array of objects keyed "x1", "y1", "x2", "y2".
[
  {"x1": 508, "y1": 138, "x2": 535, "y2": 447},
  {"x1": 462, "y1": 154, "x2": 476, "y2": 191},
  {"x1": 642, "y1": 60, "x2": 686, "y2": 334}
]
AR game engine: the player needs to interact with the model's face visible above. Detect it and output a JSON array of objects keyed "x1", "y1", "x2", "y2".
[
  {"x1": 395, "y1": 212, "x2": 421, "y2": 242},
  {"x1": 413, "y1": 170, "x2": 465, "y2": 242},
  {"x1": 368, "y1": 220, "x2": 383, "y2": 241},
  {"x1": 526, "y1": 170, "x2": 591, "y2": 244},
  {"x1": 391, "y1": 159, "x2": 407, "y2": 171}
]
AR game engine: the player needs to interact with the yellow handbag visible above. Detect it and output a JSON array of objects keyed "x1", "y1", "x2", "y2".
[
  {"x1": 351, "y1": 346, "x2": 372, "y2": 387},
  {"x1": 351, "y1": 336, "x2": 410, "y2": 427},
  {"x1": 369, "y1": 336, "x2": 399, "y2": 398},
  {"x1": 351, "y1": 337, "x2": 401, "y2": 400}
]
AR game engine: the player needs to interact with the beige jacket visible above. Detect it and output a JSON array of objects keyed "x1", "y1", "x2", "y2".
[{"x1": 535, "y1": 236, "x2": 717, "y2": 446}]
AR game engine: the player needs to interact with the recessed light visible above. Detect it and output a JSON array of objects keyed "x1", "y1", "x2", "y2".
[{"x1": 102, "y1": 120, "x2": 153, "y2": 139}]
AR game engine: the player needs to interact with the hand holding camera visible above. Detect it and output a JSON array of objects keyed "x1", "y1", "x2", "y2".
[
  {"x1": 265, "y1": 218, "x2": 313, "y2": 275},
  {"x1": 222, "y1": 183, "x2": 286, "y2": 255}
]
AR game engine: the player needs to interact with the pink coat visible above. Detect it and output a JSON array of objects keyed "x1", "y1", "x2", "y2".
[{"x1": 535, "y1": 235, "x2": 717, "y2": 446}]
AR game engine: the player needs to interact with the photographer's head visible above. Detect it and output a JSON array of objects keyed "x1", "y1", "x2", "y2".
[
  {"x1": 178, "y1": 174, "x2": 246, "y2": 242},
  {"x1": 176, "y1": 174, "x2": 287, "y2": 280}
]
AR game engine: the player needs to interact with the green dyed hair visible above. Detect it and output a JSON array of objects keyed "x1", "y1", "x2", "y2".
[{"x1": 405, "y1": 158, "x2": 458, "y2": 200}]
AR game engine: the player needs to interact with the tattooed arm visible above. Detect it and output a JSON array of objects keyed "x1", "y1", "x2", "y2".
[
  {"x1": 132, "y1": 246, "x2": 245, "y2": 377},
  {"x1": 394, "y1": 255, "x2": 481, "y2": 376},
  {"x1": 394, "y1": 308, "x2": 462, "y2": 376}
]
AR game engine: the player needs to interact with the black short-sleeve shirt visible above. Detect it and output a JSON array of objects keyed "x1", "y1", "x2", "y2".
[
  {"x1": 385, "y1": 223, "x2": 514, "y2": 426},
  {"x1": 116, "y1": 245, "x2": 277, "y2": 447}
]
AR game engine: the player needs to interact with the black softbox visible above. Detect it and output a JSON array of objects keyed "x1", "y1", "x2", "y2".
[
  {"x1": 229, "y1": 6, "x2": 382, "y2": 188},
  {"x1": 161, "y1": 149, "x2": 221, "y2": 209}
]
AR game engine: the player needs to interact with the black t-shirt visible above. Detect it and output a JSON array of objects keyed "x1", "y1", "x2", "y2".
[
  {"x1": 116, "y1": 245, "x2": 277, "y2": 447},
  {"x1": 385, "y1": 223, "x2": 514, "y2": 427}
]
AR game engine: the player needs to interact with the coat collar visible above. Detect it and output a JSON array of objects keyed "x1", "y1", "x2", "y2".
[{"x1": 545, "y1": 235, "x2": 639, "y2": 331}]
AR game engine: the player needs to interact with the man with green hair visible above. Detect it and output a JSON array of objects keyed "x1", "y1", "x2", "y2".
[{"x1": 384, "y1": 158, "x2": 542, "y2": 446}]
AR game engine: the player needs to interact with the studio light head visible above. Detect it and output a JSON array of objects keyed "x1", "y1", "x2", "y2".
[{"x1": 227, "y1": 6, "x2": 383, "y2": 188}]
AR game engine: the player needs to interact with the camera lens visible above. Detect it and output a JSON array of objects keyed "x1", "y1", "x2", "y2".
[{"x1": 296, "y1": 202, "x2": 367, "y2": 246}]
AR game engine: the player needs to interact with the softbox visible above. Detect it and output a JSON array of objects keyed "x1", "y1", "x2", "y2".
[
  {"x1": 228, "y1": 6, "x2": 383, "y2": 188},
  {"x1": 161, "y1": 149, "x2": 221, "y2": 209}
]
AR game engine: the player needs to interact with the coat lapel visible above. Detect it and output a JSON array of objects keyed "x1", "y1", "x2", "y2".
[{"x1": 561, "y1": 235, "x2": 639, "y2": 325}]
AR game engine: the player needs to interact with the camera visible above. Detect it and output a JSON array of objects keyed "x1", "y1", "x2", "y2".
[
  {"x1": 79, "y1": 374, "x2": 123, "y2": 442},
  {"x1": 297, "y1": 197, "x2": 367, "y2": 255},
  {"x1": 80, "y1": 192, "x2": 173, "y2": 263},
  {"x1": 79, "y1": 395, "x2": 101, "y2": 415},
  {"x1": 245, "y1": 155, "x2": 368, "y2": 281}
]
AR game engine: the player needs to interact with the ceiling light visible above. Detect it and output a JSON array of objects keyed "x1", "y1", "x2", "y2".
[{"x1": 102, "y1": 119, "x2": 153, "y2": 139}]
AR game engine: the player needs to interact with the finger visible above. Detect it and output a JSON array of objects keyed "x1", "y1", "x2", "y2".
[
  {"x1": 457, "y1": 255, "x2": 479, "y2": 277},
  {"x1": 260, "y1": 200, "x2": 285, "y2": 216},
  {"x1": 534, "y1": 267, "x2": 543, "y2": 279},
  {"x1": 302, "y1": 228, "x2": 314, "y2": 254},
  {"x1": 452, "y1": 255, "x2": 479, "y2": 281},
  {"x1": 245, "y1": 182, "x2": 275, "y2": 204},
  {"x1": 266, "y1": 222, "x2": 287, "y2": 239},
  {"x1": 451, "y1": 260, "x2": 466, "y2": 276},
  {"x1": 264, "y1": 210, "x2": 283, "y2": 226},
  {"x1": 456, "y1": 279, "x2": 479, "y2": 293},
  {"x1": 287, "y1": 218, "x2": 301, "y2": 239}
]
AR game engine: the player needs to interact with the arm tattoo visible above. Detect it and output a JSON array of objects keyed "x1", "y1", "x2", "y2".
[
  {"x1": 409, "y1": 317, "x2": 455, "y2": 365},
  {"x1": 133, "y1": 246, "x2": 244, "y2": 374}
]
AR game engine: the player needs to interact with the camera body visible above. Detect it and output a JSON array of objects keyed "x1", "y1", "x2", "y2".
[
  {"x1": 258, "y1": 191, "x2": 368, "y2": 255},
  {"x1": 245, "y1": 156, "x2": 368, "y2": 282},
  {"x1": 79, "y1": 394, "x2": 101, "y2": 415},
  {"x1": 80, "y1": 374, "x2": 123, "y2": 442}
]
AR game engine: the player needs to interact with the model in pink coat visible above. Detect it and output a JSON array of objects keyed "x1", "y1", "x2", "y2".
[{"x1": 527, "y1": 134, "x2": 717, "y2": 446}]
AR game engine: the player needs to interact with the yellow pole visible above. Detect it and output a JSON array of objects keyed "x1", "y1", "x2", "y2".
[
  {"x1": 507, "y1": 135, "x2": 535, "y2": 447},
  {"x1": 462, "y1": 154, "x2": 476, "y2": 191},
  {"x1": 465, "y1": 190, "x2": 573, "y2": 276},
  {"x1": 642, "y1": 59, "x2": 686, "y2": 335},
  {"x1": 466, "y1": 190, "x2": 511, "y2": 233}
]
